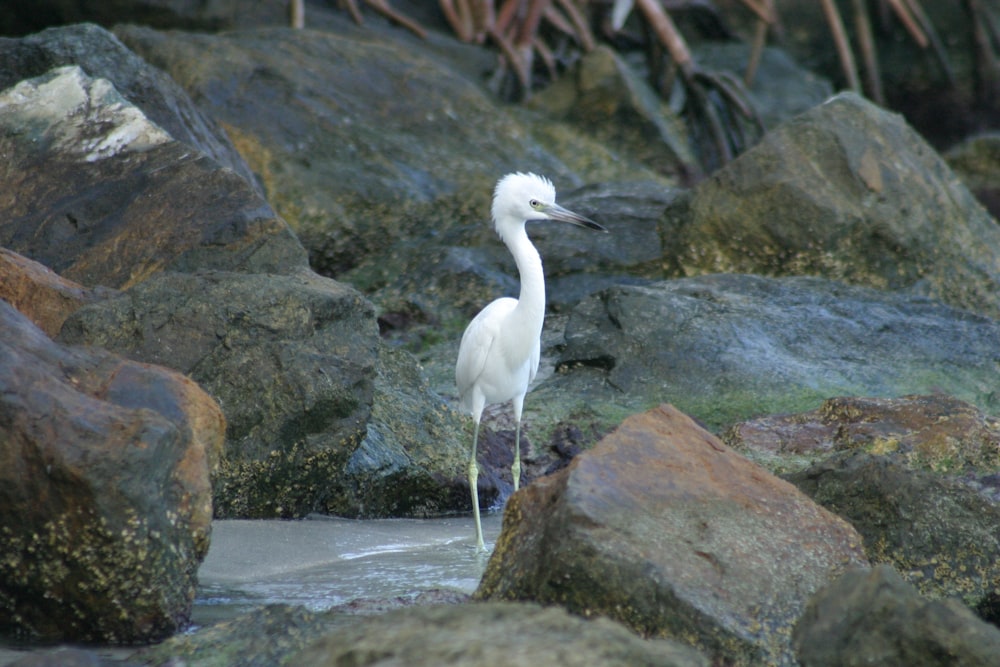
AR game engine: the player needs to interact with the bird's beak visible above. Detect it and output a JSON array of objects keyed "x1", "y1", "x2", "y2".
[{"x1": 543, "y1": 203, "x2": 608, "y2": 232}]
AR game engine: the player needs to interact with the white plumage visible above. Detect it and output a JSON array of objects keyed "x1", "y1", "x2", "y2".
[{"x1": 456, "y1": 172, "x2": 606, "y2": 551}]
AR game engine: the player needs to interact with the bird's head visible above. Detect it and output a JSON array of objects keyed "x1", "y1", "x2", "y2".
[{"x1": 491, "y1": 172, "x2": 606, "y2": 243}]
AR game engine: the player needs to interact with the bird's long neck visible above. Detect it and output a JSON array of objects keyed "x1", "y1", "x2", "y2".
[{"x1": 506, "y1": 226, "x2": 545, "y2": 334}]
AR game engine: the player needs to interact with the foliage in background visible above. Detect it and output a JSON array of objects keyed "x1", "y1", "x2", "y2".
[{"x1": 314, "y1": 0, "x2": 999, "y2": 174}]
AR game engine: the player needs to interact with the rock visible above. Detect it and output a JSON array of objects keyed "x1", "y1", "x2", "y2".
[
  {"x1": 726, "y1": 394, "x2": 1000, "y2": 475},
  {"x1": 793, "y1": 565, "x2": 1000, "y2": 667},
  {"x1": 57, "y1": 269, "x2": 378, "y2": 518},
  {"x1": 135, "y1": 597, "x2": 709, "y2": 667},
  {"x1": 135, "y1": 592, "x2": 471, "y2": 667},
  {"x1": 529, "y1": 45, "x2": 695, "y2": 179},
  {"x1": 113, "y1": 24, "x2": 564, "y2": 277},
  {"x1": 58, "y1": 269, "x2": 474, "y2": 519},
  {"x1": 6, "y1": 646, "x2": 112, "y2": 667},
  {"x1": 136, "y1": 604, "x2": 336, "y2": 667},
  {"x1": 0, "y1": 23, "x2": 258, "y2": 188},
  {"x1": 672, "y1": 92, "x2": 1000, "y2": 317},
  {"x1": 692, "y1": 42, "x2": 833, "y2": 131},
  {"x1": 345, "y1": 344, "x2": 473, "y2": 517},
  {"x1": 556, "y1": 274, "x2": 1000, "y2": 431},
  {"x1": 290, "y1": 602, "x2": 710, "y2": 667},
  {"x1": 0, "y1": 248, "x2": 117, "y2": 338},
  {"x1": 113, "y1": 23, "x2": 669, "y2": 280},
  {"x1": 946, "y1": 131, "x2": 1000, "y2": 220},
  {"x1": 476, "y1": 405, "x2": 867, "y2": 666},
  {"x1": 0, "y1": 300, "x2": 225, "y2": 643},
  {"x1": 785, "y1": 452, "x2": 1000, "y2": 611},
  {"x1": 0, "y1": 63, "x2": 307, "y2": 289}
]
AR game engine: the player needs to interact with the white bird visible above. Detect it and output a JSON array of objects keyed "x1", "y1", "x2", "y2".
[{"x1": 456, "y1": 172, "x2": 607, "y2": 551}]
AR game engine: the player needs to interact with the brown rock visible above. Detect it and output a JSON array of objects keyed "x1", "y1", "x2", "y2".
[
  {"x1": 0, "y1": 64, "x2": 306, "y2": 291},
  {"x1": 0, "y1": 247, "x2": 116, "y2": 338},
  {"x1": 727, "y1": 394, "x2": 1000, "y2": 473},
  {"x1": 476, "y1": 404, "x2": 867, "y2": 666},
  {"x1": 0, "y1": 300, "x2": 225, "y2": 643}
]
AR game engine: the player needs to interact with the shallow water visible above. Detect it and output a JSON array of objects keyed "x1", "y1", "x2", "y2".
[
  {"x1": 0, "y1": 513, "x2": 503, "y2": 665},
  {"x1": 192, "y1": 514, "x2": 502, "y2": 624}
]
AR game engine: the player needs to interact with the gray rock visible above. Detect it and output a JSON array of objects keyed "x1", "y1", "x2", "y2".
[
  {"x1": 793, "y1": 565, "x2": 1000, "y2": 667},
  {"x1": 674, "y1": 92, "x2": 1000, "y2": 317},
  {"x1": 692, "y1": 42, "x2": 834, "y2": 131},
  {"x1": 113, "y1": 24, "x2": 577, "y2": 278},
  {"x1": 136, "y1": 604, "x2": 337, "y2": 667},
  {"x1": 58, "y1": 269, "x2": 378, "y2": 517},
  {"x1": 946, "y1": 131, "x2": 1000, "y2": 220},
  {"x1": 113, "y1": 22, "x2": 674, "y2": 282},
  {"x1": 476, "y1": 405, "x2": 867, "y2": 666},
  {"x1": 59, "y1": 269, "x2": 475, "y2": 519},
  {"x1": 0, "y1": 23, "x2": 259, "y2": 188},
  {"x1": 0, "y1": 64, "x2": 307, "y2": 288},
  {"x1": 528, "y1": 44, "x2": 695, "y2": 179},
  {"x1": 347, "y1": 344, "x2": 472, "y2": 517},
  {"x1": 556, "y1": 274, "x2": 1000, "y2": 431},
  {"x1": 6, "y1": 647, "x2": 116, "y2": 667},
  {"x1": 786, "y1": 452, "x2": 1000, "y2": 610},
  {"x1": 289, "y1": 602, "x2": 710, "y2": 667},
  {"x1": 0, "y1": 301, "x2": 224, "y2": 643}
]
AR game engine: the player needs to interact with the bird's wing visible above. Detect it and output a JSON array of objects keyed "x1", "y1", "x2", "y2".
[{"x1": 455, "y1": 298, "x2": 517, "y2": 401}]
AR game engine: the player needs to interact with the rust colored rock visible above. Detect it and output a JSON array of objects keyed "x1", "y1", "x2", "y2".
[
  {"x1": 477, "y1": 404, "x2": 867, "y2": 666},
  {"x1": 727, "y1": 394, "x2": 1000, "y2": 473},
  {"x1": 0, "y1": 248, "x2": 116, "y2": 338},
  {"x1": 0, "y1": 301, "x2": 225, "y2": 644}
]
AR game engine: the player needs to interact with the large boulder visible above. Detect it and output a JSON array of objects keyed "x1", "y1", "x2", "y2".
[
  {"x1": 113, "y1": 23, "x2": 572, "y2": 277},
  {"x1": 793, "y1": 565, "x2": 1000, "y2": 667},
  {"x1": 112, "y1": 22, "x2": 674, "y2": 281},
  {"x1": 786, "y1": 452, "x2": 1000, "y2": 611},
  {"x1": 0, "y1": 301, "x2": 225, "y2": 643},
  {"x1": 554, "y1": 274, "x2": 1000, "y2": 431},
  {"x1": 0, "y1": 22, "x2": 259, "y2": 187},
  {"x1": 476, "y1": 405, "x2": 867, "y2": 666},
  {"x1": 290, "y1": 602, "x2": 710, "y2": 667},
  {"x1": 0, "y1": 63, "x2": 305, "y2": 289},
  {"x1": 58, "y1": 268, "x2": 473, "y2": 519},
  {"x1": 57, "y1": 269, "x2": 379, "y2": 517},
  {"x1": 671, "y1": 92, "x2": 1000, "y2": 317}
]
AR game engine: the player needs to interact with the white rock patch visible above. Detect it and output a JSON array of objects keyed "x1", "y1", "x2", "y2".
[{"x1": 0, "y1": 65, "x2": 171, "y2": 162}]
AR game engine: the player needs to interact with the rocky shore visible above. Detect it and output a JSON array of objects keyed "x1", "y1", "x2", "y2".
[{"x1": 2, "y1": 2, "x2": 999, "y2": 665}]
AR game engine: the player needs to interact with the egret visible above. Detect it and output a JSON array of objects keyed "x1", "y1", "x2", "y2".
[{"x1": 456, "y1": 172, "x2": 607, "y2": 551}]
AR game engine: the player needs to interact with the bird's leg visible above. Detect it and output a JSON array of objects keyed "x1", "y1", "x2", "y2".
[
  {"x1": 512, "y1": 420, "x2": 522, "y2": 493},
  {"x1": 511, "y1": 394, "x2": 526, "y2": 493},
  {"x1": 468, "y1": 420, "x2": 486, "y2": 552}
]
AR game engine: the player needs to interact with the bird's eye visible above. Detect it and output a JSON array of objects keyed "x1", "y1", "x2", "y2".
[{"x1": 529, "y1": 199, "x2": 541, "y2": 209}]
